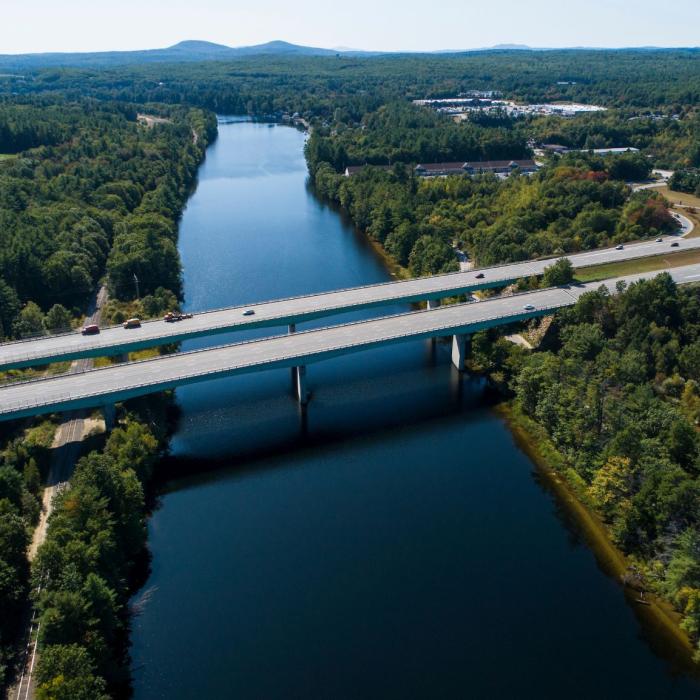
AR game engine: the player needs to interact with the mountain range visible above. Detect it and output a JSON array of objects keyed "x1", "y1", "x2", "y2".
[
  {"x1": 0, "y1": 40, "x2": 378, "y2": 70},
  {"x1": 0, "y1": 40, "x2": 694, "y2": 71}
]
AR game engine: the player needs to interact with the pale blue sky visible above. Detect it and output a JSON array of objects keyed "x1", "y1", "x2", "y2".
[{"x1": 3, "y1": 0, "x2": 699, "y2": 54}]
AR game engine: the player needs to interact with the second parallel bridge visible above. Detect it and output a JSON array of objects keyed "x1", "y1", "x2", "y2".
[
  {"x1": 1, "y1": 264, "x2": 698, "y2": 423},
  {"x1": 0, "y1": 237, "x2": 697, "y2": 371}
]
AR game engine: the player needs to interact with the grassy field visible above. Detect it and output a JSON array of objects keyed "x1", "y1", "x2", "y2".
[
  {"x1": 657, "y1": 185, "x2": 700, "y2": 209},
  {"x1": 576, "y1": 248, "x2": 700, "y2": 282},
  {"x1": 0, "y1": 153, "x2": 15, "y2": 161}
]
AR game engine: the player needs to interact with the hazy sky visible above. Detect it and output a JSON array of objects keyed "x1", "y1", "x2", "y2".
[{"x1": 3, "y1": 0, "x2": 699, "y2": 54}]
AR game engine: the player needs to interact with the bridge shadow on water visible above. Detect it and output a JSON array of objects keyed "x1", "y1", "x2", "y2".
[{"x1": 154, "y1": 339, "x2": 497, "y2": 493}]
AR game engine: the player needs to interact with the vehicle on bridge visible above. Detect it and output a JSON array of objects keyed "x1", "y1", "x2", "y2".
[
  {"x1": 123, "y1": 318, "x2": 141, "y2": 329},
  {"x1": 164, "y1": 311, "x2": 193, "y2": 323},
  {"x1": 81, "y1": 324, "x2": 100, "y2": 336}
]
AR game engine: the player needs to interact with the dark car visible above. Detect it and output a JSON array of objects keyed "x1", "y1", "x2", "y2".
[
  {"x1": 671, "y1": 241, "x2": 680, "y2": 247},
  {"x1": 81, "y1": 324, "x2": 99, "y2": 336},
  {"x1": 243, "y1": 309, "x2": 255, "y2": 316},
  {"x1": 475, "y1": 272, "x2": 485, "y2": 279}
]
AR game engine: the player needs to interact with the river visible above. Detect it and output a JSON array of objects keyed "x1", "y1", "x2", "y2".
[{"x1": 129, "y1": 119, "x2": 700, "y2": 699}]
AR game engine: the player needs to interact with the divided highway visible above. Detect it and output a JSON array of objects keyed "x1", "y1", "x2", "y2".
[
  {"x1": 0, "y1": 237, "x2": 698, "y2": 371},
  {"x1": 1, "y1": 264, "x2": 699, "y2": 423}
]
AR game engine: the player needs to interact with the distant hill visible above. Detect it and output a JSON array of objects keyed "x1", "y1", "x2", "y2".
[
  {"x1": 0, "y1": 39, "x2": 360, "y2": 70},
  {"x1": 0, "y1": 40, "x2": 693, "y2": 70}
]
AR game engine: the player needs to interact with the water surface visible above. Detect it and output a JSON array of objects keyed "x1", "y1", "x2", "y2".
[{"x1": 130, "y1": 120, "x2": 700, "y2": 699}]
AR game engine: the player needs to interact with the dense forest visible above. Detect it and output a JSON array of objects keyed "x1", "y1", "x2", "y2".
[
  {"x1": 309, "y1": 107, "x2": 677, "y2": 276},
  {"x1": 0, "y1": 99, "x2": 216, "y2": 338},
  {"x1": 0, "y1": 98, "x2": 215, "y2": 695},
  {"x1": 32, "y1": 407, "x2": 168, "y2": 698},
  {"x1": 470, "y1": 275, "x2": 700, "y2": 657},
  {"x1": 2, "y1": 49, "x2": 700, "y2": 113}
]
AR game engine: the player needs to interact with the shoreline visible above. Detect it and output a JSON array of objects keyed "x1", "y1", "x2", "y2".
[
  {"x1": 497, "y1": 401, "x2": 700, "y2": 674},
  {"x1": 307, "y1": 149, "x2": 700, "y2": 674}
]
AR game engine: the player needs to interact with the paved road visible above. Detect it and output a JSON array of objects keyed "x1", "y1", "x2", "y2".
[
  {"x1": 2, "y1": 265, "x2": 699, "y2": 423},
  {"x1": 1, "y1": 238, "x2": 699, "y2": 371},
  {"x1": 672, "y1": 210, "x2": 694, "y2": 237}
]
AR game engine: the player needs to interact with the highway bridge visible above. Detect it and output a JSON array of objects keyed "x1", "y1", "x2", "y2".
[
  {"x1": 0, "y1": 236, "x2": 698, "y2": 371},
  {"x1": 1, "y1": 264, "x2": 698, "y2": 424}
]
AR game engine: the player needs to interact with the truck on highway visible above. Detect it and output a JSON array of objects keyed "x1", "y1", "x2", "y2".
[{"x1": 164, "y1": 311, "x2": 193, "y2": 323}]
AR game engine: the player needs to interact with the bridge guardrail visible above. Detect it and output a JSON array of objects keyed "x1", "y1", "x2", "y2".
[{"x1": 0, "y1": 300, "x2": 573, "y2": 416}]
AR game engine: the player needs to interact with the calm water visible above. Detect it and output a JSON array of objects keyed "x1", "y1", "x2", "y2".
[{"x1": 130, "y1": 120, "x2": 699, "y2": 699}]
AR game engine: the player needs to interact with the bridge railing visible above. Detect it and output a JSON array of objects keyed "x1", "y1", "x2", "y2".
[{"x1": 0, "y1": 297, "x2": 578, "y2": 417}]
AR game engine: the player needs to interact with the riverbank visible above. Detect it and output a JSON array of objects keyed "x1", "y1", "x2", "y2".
[
  {"x1": 498, "y1": 401, "x2": 700, "y2": 672},
  {"x1": 127, "y1": 119, "x2": 700, "y2": 699}
]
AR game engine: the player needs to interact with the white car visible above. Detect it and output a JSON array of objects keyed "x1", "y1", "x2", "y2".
[
  {"x1": 523, "y1": 304, "x2": 535, "y2": 311},
  {"x1": 615, "y1": 244, "x2": 624, "y2": 250}
]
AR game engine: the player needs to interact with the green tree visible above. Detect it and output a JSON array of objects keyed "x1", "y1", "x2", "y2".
[
  {"x1": 542, "y1": 258, "x2": 574, "y2": 287},
  {"x1": 36, "y1": 644, "x2": 108, "y2": 700},
  {"x1": 45, "y1": 304, "x2": 72, "y2": 333},
  {"x1": 12, "y1": 301, "x2": 45, "y2": 338}
]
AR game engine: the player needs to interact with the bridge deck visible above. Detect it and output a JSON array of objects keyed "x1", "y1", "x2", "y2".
[
  {"x1": 0, "y1": 237, "x2": 697, "y2": 371},
  {"x1": 1, "y1": 265, "x2": 698, "y2": 422}
]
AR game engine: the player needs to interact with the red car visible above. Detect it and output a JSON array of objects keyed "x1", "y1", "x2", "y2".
[{"x1": 81, "y1": 324, "x2": 100, "y2": 336}]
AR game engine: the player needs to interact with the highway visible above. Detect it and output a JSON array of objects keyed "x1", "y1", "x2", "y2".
[
  {"x1": 1, "y1": 264, "x2": 698, "y2": 423},
  {"x1": 0, "y1": 236, "x2": 698, "y2": 371}
]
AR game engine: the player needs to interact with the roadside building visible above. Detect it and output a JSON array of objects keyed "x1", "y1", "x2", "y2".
[
  {"x1": 343, "y1": 165, "x2": 392, "y2": 177},
  {"x1": 588, "y1": 147, "x2": 639, "y2": 155},
  {"x1": 414, "y1": 159, "x2": 538, "y2": 177},
  {"x1": 539, "y1": 143, "x2": 569, "y2": 154},
  {"x1": 463, "y1": 159, "x2": 538, "y2": 175},
  {"x1": 344, "y1": 160, "x2": 538, "y2": 178}
]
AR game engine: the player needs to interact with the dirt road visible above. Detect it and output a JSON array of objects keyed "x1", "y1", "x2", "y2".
[{"x1": 9, "y1": 285, "x2": 108, "y2": 700}]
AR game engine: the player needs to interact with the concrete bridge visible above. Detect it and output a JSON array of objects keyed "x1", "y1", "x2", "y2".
[
  {"x1": 1, "y1": 264, "x2": 698, "y2": 425},
  {"x1": 0, "y1": 237, "x2": 697, "y2": 372}
]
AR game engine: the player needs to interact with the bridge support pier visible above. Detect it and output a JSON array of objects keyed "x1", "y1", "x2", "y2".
[
  {"x1": 295, "y1": 365, "x2": 309, "y2": 405},
  {"x1": 427, "y1": 300, "x2": 440, "y2": 346},
  {"x1": 451, "y1": 334, "x2": 470, "y2": 372},
  {"x1": 289, "y1": 323, "x2": 299, "y2": 385},
  {"x1": 102, "y1": 403, "x2": 116, "y2": 431},
  {"x1": 287, "y1": 323, "x2": 309, "y2": 403}
]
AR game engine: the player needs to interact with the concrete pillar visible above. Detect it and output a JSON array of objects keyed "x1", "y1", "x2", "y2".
[
  {"x1": 295, "y1": 365, "x2": 309, "y2": 405},
  {"x1": 451, "y1": 334, "x2": 470, "y2": 372},
  {"x1": 289, "y1": 323, "x2": 297, "y2": 384},
  {"x1": 427, "y1": 300, "x2": 440, "y2": 347},
  {"x1": 102, "y1": 403, "x2": 116, "y2": 431}
]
